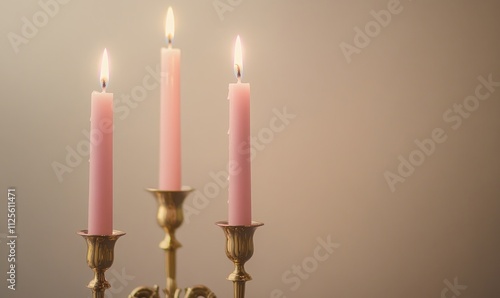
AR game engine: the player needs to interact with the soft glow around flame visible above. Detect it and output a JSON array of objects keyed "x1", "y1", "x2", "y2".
[
  {"x1": 233, "y1": 35, "x2": 243, "y2": 81},
  {"x1": 100, "y1": 48, "x2": 109, "y2": 91},
  {"x1": 165, "y1": 7, "x2": 175, "y2": 45}
]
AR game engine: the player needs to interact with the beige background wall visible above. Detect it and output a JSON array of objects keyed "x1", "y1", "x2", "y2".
[{"x1": 1, "y1": 0, "x2": 499, "y2": 297}]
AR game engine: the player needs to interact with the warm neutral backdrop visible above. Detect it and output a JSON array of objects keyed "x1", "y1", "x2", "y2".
[{"x1": 1, "y1": 0, "x2": 499, "y2": 297}]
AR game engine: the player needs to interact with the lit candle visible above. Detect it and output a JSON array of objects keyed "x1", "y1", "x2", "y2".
[
  {"x1": 88, "y1": 49, "x2": 113, "y2": 235},
  {"x1": 159, "y1": 7, "x2": 181, "y2": 190},
  {"x1": 228, "y1": 36, "x2": 251, "y2": 226}
]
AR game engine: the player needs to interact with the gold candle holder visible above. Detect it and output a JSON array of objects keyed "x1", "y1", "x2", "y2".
[
  {"x1": 216, "y1": 221, "x2": 264, "y2": 298},
  {"x1": 78, "y1": 230, "x2": 126, "y2": 298},
  {"x1": 128, "y1": 187, "x2": 216, "y2": 298}
]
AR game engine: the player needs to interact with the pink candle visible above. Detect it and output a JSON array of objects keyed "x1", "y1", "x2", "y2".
[
  {"x1": 228, "y1": 36, "x2": 251, "y2": 226},
  {"x1": 88, "y1": 49, "x2": 113, "y2": 235},
  {"x1": 159, "y1": 7, "x2": 181, "y2": 190}
]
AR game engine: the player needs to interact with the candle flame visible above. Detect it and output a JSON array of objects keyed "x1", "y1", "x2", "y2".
[
  {"x1": 165, "y1": 7, "x2": 175, "y2": 46},
  {"x1": 100, "y1": 48, "x2": 109, "y2": 91},
  {"x1": 233, "y1": 35, "x2": 243, "y2": 81}
]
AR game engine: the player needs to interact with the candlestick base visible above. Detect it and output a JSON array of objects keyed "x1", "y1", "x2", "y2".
[
  {"x1": 78, "y1": 230, "x2": 126, "y2": 298},
  {"x1": 216, "y1": 221, "x2": 263, "y2": 298},
  {"x1": 129, "y1": 285, "x2": 215, "y2": 298}
]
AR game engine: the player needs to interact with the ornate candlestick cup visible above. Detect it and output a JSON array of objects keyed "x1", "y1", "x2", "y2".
[
  {"x1": 217, "y1": 221, "x2": 263, "y2": 298},
  {"x1": 78, "y1": 230, "x2": 126, "y2": 298}
]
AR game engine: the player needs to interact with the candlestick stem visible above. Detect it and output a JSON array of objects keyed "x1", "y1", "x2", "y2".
[
  {"x1": 148, "y1": 188, "x2": 191, "y2": 296},
  {"x1": 233, "y1": 282, "x2": 246, "y2": 298},
  {"x1": 166, "y1": 248, "x2": 177, "y2": 296}
]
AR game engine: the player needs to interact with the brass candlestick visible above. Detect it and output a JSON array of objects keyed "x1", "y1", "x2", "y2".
[
  {"x1": 128, "y1": 187, "x2": 216, "y2": 298},
  {"x1": 78, "y1": 230, "x2": 126, "y2": 298},
  {"x1": 217, "y1": 221, "x2": 264, "y2": 298},
  {"x1": 78, "y1": 192, "x2": 264, "y2": 298}
]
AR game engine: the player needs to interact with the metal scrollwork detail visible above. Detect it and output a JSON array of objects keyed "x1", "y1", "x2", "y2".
[
  {"x1": 128, "y1": 285, "x2": 160, "y2": 298},
  {"x1": 181, "y1": 285, "x2": 217, "y2": 298}
]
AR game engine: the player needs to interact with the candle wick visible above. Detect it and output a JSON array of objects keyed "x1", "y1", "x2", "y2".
[
  {"x1": 167, "y1": 35, "x2": 173, "y2": 48},
  {"x1": 101, "y1": 80, "x2": 107, "y2": 93},
  {"x1": 234, "y1": 64, "x2": 241, "y2": 82}
]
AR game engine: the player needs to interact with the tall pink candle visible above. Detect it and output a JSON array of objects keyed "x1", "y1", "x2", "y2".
[
  {"x1": 159, "y1": 7, "x2": 181, "y2": 190},
  {"x1": 88, "y1": 49, "x2": 113, "y2": 235},
  {"x1": 228, "y1": 36, "x2": 251, "y2": 226}
]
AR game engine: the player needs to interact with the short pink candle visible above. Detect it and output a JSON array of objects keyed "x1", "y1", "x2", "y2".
[
  {"x1": 228, "y1": 36, "x2": 251, "y2": 226},
  {"x1": 159, "y1": 7, "x2": 181, "y2": 190},
  {"x1": 88, "y1": 49, "x2": 113, "y2": 235}
]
